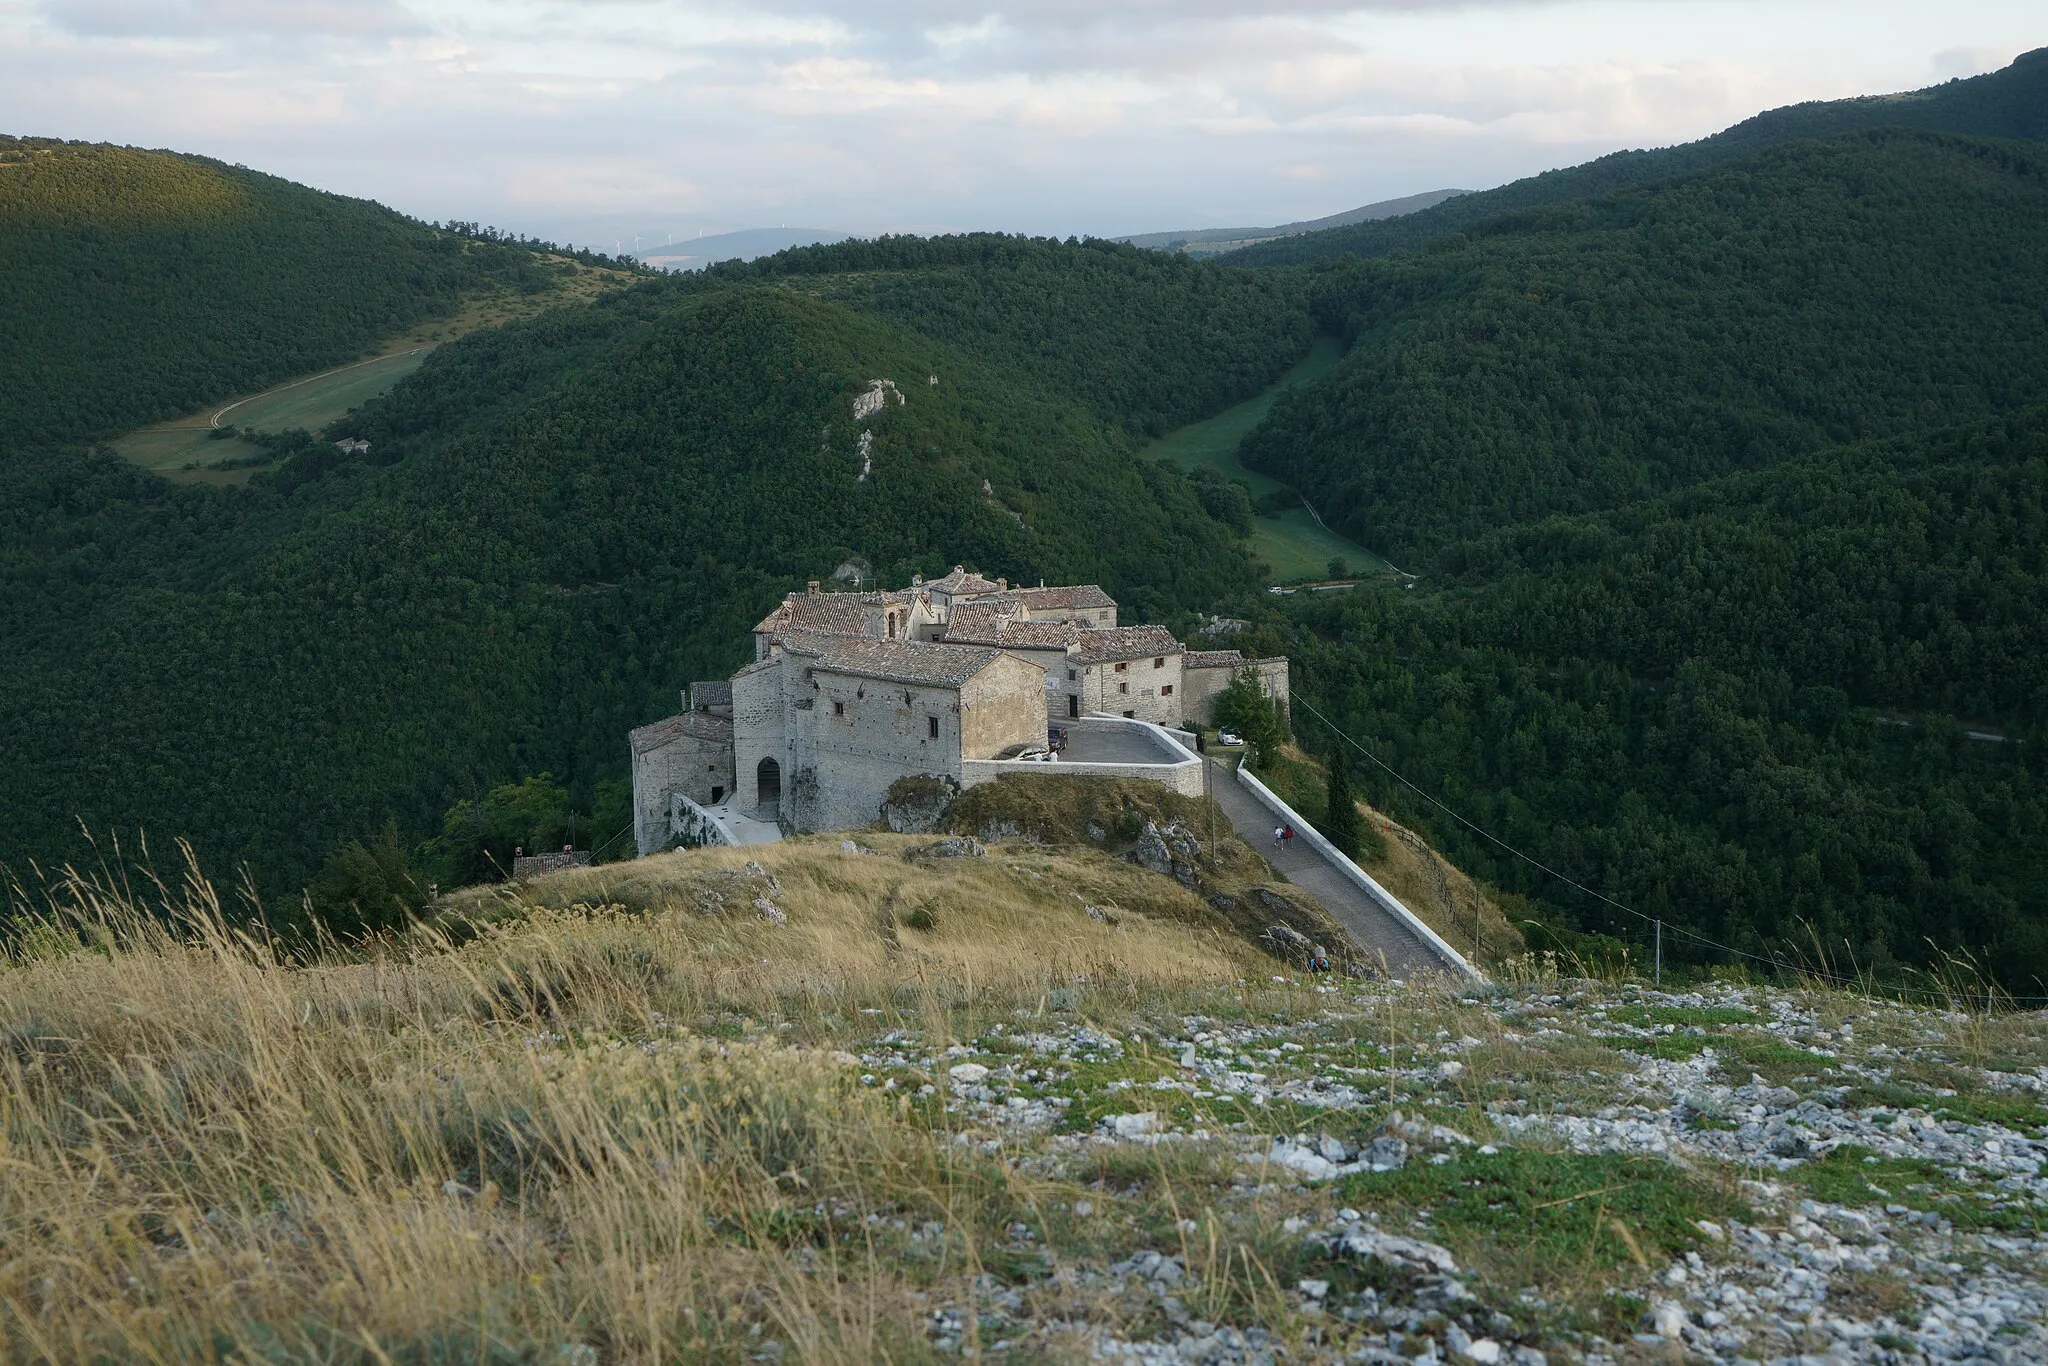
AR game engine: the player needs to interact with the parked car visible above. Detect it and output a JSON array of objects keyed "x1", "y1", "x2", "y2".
[
  {"x1": 1218, "y1": 729, "x2": 1243, "y2": 747},
  {"x1": 1013, "y1": 747, "x2": 1057, "y2": 762}
]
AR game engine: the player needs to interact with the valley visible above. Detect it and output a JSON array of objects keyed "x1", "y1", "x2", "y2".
[{"x1": 1143, "y1": 337, "x2": 1390, "y2": 582}]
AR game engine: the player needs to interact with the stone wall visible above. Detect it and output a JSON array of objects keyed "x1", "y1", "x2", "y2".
[
  {"x1": 1076, "y1": 652, "x2": 1183, "y2": 726},
  {"x1": 630, "y1": 712, "x2": 736, "y2": 856},
  {"x1": 668, "y1": 792, "x2": 736, "y2": 848},
  {"x1": 1252, "y1": 657, "x2": 1291, "y2": 719},
  {"x1": 730, "y1": 659, "x2": 788, "y2": 823},
  {"x1": 961, "y1": 718, "x2": 1204, "y2": 797},
  {"x1": 790, "y1": 665, "x2": 970, "y2": 832},
  {"x1": 961, "y1": 653, "x2": 1048, "y2": 757},
  {"x1": 1179, "y1": 662, "x2": 1235, "y2": 725}
]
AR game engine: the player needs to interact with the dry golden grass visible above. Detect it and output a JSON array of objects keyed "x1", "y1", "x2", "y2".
[{"x1": 0, "y1": 838, "x2": 1268, "y2": 1363}]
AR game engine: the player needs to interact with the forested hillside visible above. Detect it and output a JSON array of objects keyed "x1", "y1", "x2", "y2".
[
  {"x1": 1271, "y1": 409, "x2": 2048, "y2": 986},
  {"x1": 1226, "y1": 46, "x2": 2048, "y2": 268},
  {"x1": 0, "y1": 137, "x2": 554, "y2": 446},
  {"x1": 1238, "y1": 131, "x2": 2048, "y2": 562},
  {"x1": 0, "y1": 246, "x2": 1291, "y2": 896},
  {"x1": 713, "y1": 235, "x2": 1312, "y2": 436}
]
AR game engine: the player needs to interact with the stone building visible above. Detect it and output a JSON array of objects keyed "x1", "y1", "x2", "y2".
[
  {"x1": 629, "y1": 568, "x2": 1286, "y2": 850},
  {"x1": 1179, "y1": 649, "x2": 1291, "y2": 725}
]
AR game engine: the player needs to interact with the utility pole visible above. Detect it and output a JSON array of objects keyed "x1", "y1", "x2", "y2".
[
  {"x1": 1655, "y1": 920, "x2": 1663, "y2": 988},
  {"x1": 1204, "y1": 744, "x2": 1217, "y2": 871}
]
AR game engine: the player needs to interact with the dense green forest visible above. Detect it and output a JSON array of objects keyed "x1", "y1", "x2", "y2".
[
  {"x1": 5, "y1": 106, "x2": 2047, "y2": 985},
  {"x1": 0, "y1": 137, "x2": 555, "y2": 445},
  {"x1": 1239, "y1": 131, "x2": 2048, "y2": 562},
  {"x1": 0, "y1": 247, "x2": 1284, "y2": 898},
  {"x1": 1262, "y1": 409, "x2": 2048, "y2": 987},
  {"x1": 709, "y1": 235, "x2": 1312, "y2": 436},
  {"x1": 1226, "y1": 46, "x2": 2048, "y2": 267}
]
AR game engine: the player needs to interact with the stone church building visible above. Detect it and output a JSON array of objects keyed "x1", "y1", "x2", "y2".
[{"x1": 630, "y1": 567, "x2": 1287, "y2": 852}]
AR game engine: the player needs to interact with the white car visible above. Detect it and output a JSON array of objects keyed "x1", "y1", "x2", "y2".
[
  {"x1": 1217, "y1": 729, "x2": 1243, "y2": 747},
  {"x1": 1013, "y1": 746, "x2": 1057, "y2": 762}
]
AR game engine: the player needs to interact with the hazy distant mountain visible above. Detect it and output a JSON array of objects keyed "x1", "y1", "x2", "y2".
[
  {"x1": 636, "y1": 228, "x2": 848, "y2": 270},
  {"x1": 1115, "y1": 189, "x2": 1467, "y2": 257}
]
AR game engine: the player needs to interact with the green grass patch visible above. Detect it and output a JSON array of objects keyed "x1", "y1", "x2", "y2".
[
  {"x1": 1844, "y1": 1083, "x2": 2048, "y2": 1136},
  {"x1": 1730, "y1": 1036, "x2": 1833, "y2": 1079},
  {"x1": 1604, "y1": 1005, "x2": 1757, "y2": 1028},
  {"x1": 1785, "y1": 1146, "x2": 2041, "y2": 1233},
  {"x1": 1336, "y1": 1147, "x2": 1746, "y2": 1276},
  {"x1": 1594, "y1": 1032, "x2": 1718, "y2": 1061},
  {"x1": 1141, "y1": 337, "x2": 1388, "y2": 582}
]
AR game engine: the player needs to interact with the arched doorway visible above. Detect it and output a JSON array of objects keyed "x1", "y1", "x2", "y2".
[{"x1": 756, "y1": 757, "x2": 782, "y2": 813}]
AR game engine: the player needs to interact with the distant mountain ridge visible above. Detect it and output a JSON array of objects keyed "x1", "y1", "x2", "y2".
[
  {"x1": 1226, "y1": 46, "x2": 2048, "y2": 267},
  {"x1": 637, "y1": 227, "x2": 848, "y2": 270},
  {"x1": 1116, "y1": 189, "x2": 1466, "y2": 257}
]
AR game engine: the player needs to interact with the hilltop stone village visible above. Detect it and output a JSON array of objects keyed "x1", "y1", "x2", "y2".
[{"x1": 630, "y1": 567, "x2": 1288, "y2": 852}]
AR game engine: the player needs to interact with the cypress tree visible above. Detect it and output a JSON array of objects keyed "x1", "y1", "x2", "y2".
[{"x1": 1323, "y1": 749, "x2": 1364, "y2": 860}]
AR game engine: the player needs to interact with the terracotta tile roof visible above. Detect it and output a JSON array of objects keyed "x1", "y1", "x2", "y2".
[
  {"x1": 926, "y1": 565, "x2": 1005, "y2": 596},
  {"x1": 1183, "y1": 650, "x2": 1246, "y2": 669},
  {"x1": 752, "y1": 591, "x2": 873, "y2": 637},
  {"x1": 630, "y1": 711, "x2": 733, "y2": 754},
  {"x1": 942, "y1": 602, "x2": 1018, "y2": 641},
  {"x1": 1073, "y1": 625, "x2": 1181, "y2": 663},
  {"x1": 782, "y1": 630, "x2": 1007, "y2": 688},
  {"x1": 994, "y1": 621, "x2": 1080, "y2": 648},
  {"x1": 1015, "y1": 584, "x2": 1115, "y2": 612}
]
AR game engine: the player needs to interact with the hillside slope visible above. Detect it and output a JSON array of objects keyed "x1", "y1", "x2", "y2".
[
  {"x1": 1273, "y1": 407, "x2": 2048, "y2": 986},
  {"x1": 0, "y1": 251, "x2": 1291, "y2": 894},
  {"x1": 0, "y1": 137, "x2": 568, "y2": 448},
  {"x1": 1226, "y1": 46, "x2": 2048, "y2": 267},
  {"x1": 705, "y1": 234, "x2": 1313, "y2": 437},
  {"x1": 1239, "y1": 131, "x2": 2048, "y2": 562},
  {"x1": 4, "y1": 843, "x2": 2042, "y2": 1362}
]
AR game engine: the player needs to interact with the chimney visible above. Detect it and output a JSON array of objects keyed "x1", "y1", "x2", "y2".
[
  {"x1": 807, "y1": 581, "x2": 820, "y2": 595},
  {"x1": 998, "y1": 577, "x2": 1008, "y2": 590}
]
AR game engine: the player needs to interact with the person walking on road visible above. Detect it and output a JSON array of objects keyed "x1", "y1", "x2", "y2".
[
  {"x1": 1272, "y1": 825, "x2": 1285, "y2": 851},
  {"x1": 1282, "y1": 825, "x2": 1295, "y2": 853}
]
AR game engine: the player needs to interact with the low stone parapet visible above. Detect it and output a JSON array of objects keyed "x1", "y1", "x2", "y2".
[{"x1": 962, "y1": 715, "x2": 1204, "y2": 797}]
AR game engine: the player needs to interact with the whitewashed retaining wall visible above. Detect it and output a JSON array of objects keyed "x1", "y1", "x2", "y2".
[
  {"x1": 668, "y1": 792, "x2": 737, "y2": 848},
  {"x1": 1234, "y1": 762, "x2": 1481, "y2": 980}
]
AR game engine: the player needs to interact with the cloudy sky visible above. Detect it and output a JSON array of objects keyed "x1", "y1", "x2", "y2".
[{"x1": 2, "y1": 1, "x2": 2040, "y2": 246}]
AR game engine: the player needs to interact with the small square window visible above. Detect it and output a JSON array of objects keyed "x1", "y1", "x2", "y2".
[
  {"x1": 928, "y1": 716, "x2": 939, "y2": 739},
  {"x1": 1161, "y1": 684, "x2": 1173, "y2": 696},
  {"x1": 1119, "y1": 681, "x2": 1129, "y2": 694},
  {"x1": 833, "y1": 700, "x2": 845, "y2": 716},
  {"x1": 1153, "y1": 656, "x2": 1164, "y2": 668},
  {"x1": 1114, "y1": 661, "x2": 1127, "y2": 672},
  {"x1": 1066, "y1": 669, "x2": 1076, "y2": 681}
]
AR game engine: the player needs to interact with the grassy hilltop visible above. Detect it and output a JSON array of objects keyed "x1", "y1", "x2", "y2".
[
  {"x1": 0, "y1": 137, "x2": 587, "y2": 448},
  {"x1": 3, "y1": 835, "x2": 2042, "y2": 1361}
]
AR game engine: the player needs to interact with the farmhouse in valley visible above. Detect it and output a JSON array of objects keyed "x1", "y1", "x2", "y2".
[{"x1": 630, "y1": 567, "x2": 1287, "y2": 852}]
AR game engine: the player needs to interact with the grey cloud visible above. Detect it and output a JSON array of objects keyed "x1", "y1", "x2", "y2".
[{"x1": 45, "y1": 0, "x2": 429, "y2": 39}]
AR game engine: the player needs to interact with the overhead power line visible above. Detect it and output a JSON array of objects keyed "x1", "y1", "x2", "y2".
[{"x1": 1292, "y1": 697, "x2": 2048, "y2": 1005}]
